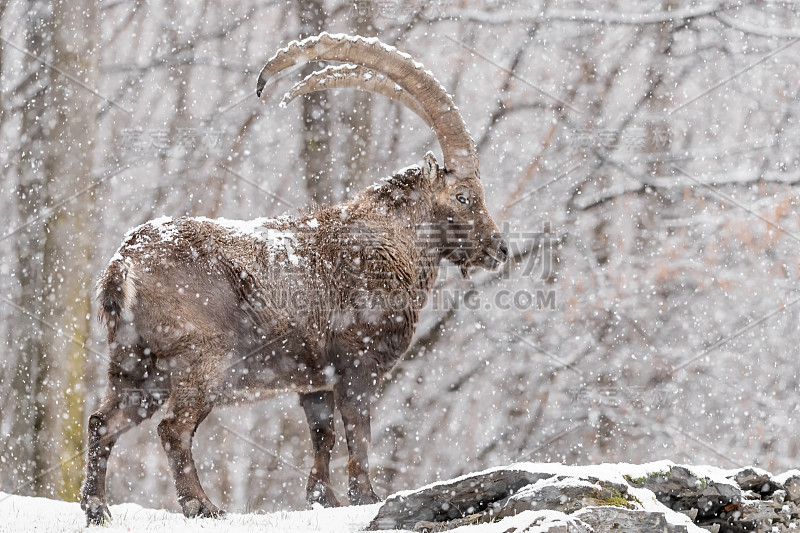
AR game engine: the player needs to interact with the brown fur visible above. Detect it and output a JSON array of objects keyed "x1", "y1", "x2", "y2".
[{"x1": 80, "y1": 154, "x2": 506, "y2": 523}]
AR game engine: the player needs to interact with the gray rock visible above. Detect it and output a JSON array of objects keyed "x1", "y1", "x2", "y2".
[
  {"x1": 739, "y1": 499, "x2": 778, "y2": 527},
  {"x1": 575, "y1": 506, "x2": 690, "y2": 533},
  {"x1": 367, "y1": 464, "x2": 800, "y2": 532},
  {"x1": 626, "y1": 465, "x2": 742, "y2": 517},
  {"x1": 781, "y1": 474, "x2": 800, "y2": 503},
  {"x1": 496, "y1": 478, "x2": 634, "y2": 517},
  {"x1": 729, "y1": 467, "x2": 774, "y2": 495},
  {"x1": 367, "y1": 469, "x2": 552, "y2": 530}
]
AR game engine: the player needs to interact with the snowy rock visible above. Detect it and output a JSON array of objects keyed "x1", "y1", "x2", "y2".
[
  {"x1": 367, "y1": 463, "x2": 800, "y2": 533},
  {"x1": 728, "y1": 467, "x2": 775, "y2": 495},
  {"x1": 773, "y1": 471, "x2": 800, "y2": 503},
  {"x1": 575, "y1": 506, "x2": 691, "y2": 533},
  {"x1": 496, "y1": 476, "x2": 635, "y2": 518},
  {"x1": 368, "y1": 468, "x2": 553, "y2": 530},
  {"x1": 625, "y1": 464, "x2": 742, "y2": 517}
]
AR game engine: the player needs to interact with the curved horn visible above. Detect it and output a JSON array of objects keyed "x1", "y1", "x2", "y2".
[
  {"x1": 281, "y1": 64, "x2": 434, "y2": 130},
  {"x1": 257, "y1": 32, "x2": 479, "y2": 180}
]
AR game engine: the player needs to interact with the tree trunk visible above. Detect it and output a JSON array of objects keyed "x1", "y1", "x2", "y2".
[
  {"x1": 295, "y1": 0, "x2": 332, "y2": 203},
  {"x1": 46, "y1": 0, "x2": 98, "y2": 500},
  {"x1": 9, "y1": 0, "x2": 98, "y2": 499},
  {"x1": 9, "y1": 0, "x2": 53, "y2": 497},
  {"x1": 343, "y1": 5, "x2": 375, "y2": 195}
]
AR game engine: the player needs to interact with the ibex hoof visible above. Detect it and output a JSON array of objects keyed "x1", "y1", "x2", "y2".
[
  {"x1": 348, "y1": 489, "x2": 381, "y2": 506},
  {"x1": 83, "y1": 496, "x2": 110, "y2": 526},
  {"x1": 308, "y1": 482, "x2": 342, "y2": 508},
  {"x1": 182, "y1": 498, "x2": 224, "y2": 518}
]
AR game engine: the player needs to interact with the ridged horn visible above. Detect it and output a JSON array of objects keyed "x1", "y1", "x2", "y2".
[
  {"x1": 257, "y1": 32, "x2": 479, "y2": 180},
  {"x1": 280, "y1": 64, "x2": 434, "y2": 130}
]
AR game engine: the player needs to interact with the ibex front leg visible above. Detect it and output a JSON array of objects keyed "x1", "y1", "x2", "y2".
[
  {"x1": 334, "y1": 374, "x2": 380, "y2": 505},
  {"x1": 300, "y1": 391, "x2": 341, "y2": 507}
]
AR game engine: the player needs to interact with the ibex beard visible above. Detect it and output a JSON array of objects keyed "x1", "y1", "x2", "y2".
[{"x1": 81, "y1": 32, "x2": 508, "y2": 525}]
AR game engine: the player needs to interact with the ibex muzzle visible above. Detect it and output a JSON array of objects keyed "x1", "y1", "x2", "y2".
[{"x1": 81, "y1": 33, "x2": 507, "y2": 526}]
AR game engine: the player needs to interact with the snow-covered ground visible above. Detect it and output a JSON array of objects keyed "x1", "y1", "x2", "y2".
[
  {"x1": 0, "y1": 492, "x2": 582, "y2": 533},
  {"x1": 3, "y1": 460, "x2": 795, "y2": 532},
  {"x1": 0, "y1": 492, "x2": 382, "y2": 533},
  {"x1": 0, "y1": 491, "x2": 631, "y2": 533}
]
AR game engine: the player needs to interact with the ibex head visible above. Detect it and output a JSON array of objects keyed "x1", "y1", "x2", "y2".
[
  {"x1": 257, "y1": 33, "x2": 508, "y2": 275},
  {"x1": 419, "y1": 152, "x2": 508, "y2": 275}
]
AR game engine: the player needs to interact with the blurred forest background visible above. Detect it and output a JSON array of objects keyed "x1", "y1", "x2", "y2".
[{"x1": 1, "y1": 0, "x2": 799, "y2": 512}]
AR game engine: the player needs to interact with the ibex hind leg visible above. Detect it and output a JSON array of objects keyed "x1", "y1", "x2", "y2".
[
  {"x1": 300, "y1": 391, "x2": 342, "y2": 507},
  {"x1": 82, "y1": 345, "x2": 167, "y2": 526},
  {"x1": 157, "y1": 382, "x2": 222, "y2": 518}
]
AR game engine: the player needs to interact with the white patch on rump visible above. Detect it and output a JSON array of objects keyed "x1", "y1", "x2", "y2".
[{"x1": 120, "y1": 260, "x2": 139, "y2": 322}]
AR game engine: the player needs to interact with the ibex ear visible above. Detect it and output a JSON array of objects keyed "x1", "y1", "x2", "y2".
[{"x1": 422, "y1": 151, "x2": 439, "y2": 182}]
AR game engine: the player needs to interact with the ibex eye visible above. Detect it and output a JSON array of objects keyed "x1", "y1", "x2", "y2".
[{"x1": 456, "y1": 193, "x2": 469, "y2": 205}]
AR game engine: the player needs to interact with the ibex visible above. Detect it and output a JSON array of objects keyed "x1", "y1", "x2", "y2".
[{"x1": 81, "y1": 33, "x2": 508, "y2": 525}]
